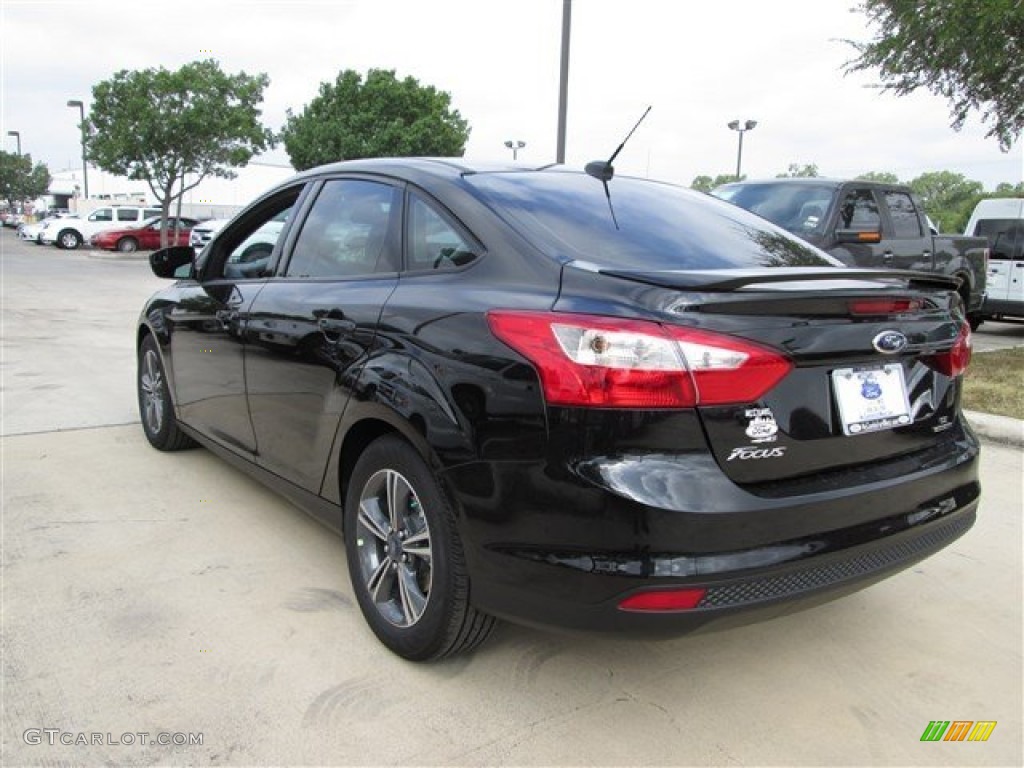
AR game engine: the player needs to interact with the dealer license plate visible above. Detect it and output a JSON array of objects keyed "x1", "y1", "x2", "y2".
[{"x1": 832, "y1": 363, "x2": 912, "y2": 436}]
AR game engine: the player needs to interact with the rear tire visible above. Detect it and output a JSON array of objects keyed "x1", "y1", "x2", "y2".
[
  {"x1": 137, "y1": 335, "x2": 196, "y2": 451},
  {"x1": 344, "y1": 435, "x2": 495, "y2": 660}
]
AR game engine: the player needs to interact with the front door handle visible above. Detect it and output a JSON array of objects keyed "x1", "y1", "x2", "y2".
[
  {"x1": 215, "y1": 309, "x2": 239, "y2": 329},
  {"x1": 317, "y1": 317, "x2": 357, "y2": 334}
]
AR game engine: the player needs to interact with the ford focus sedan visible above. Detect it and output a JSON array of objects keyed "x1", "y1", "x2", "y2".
[{"x1": 136, "y1": 159, "x2": 979, "y2": 661}]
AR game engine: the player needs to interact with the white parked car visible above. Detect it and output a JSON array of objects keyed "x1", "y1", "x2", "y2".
[
  {"x1": 190, "y1": 211, "x2": 288, "y2": 262},
  {"x1": 40, "y1": 204, "x2": 162, "y2": 250},
  {"x1": 189, "y1": 218, "x2": 232, "y2": 251}
]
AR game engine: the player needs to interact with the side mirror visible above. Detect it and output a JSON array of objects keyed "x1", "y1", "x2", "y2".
[
  {"x1": 835, "y1": 229, "x2": 882, "y2": 244},
  {"x1": 150, "y1": 245, "x2": 194, "y2": 278}
]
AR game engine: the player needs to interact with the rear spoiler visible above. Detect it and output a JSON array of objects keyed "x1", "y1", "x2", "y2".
[{"x1": 595, "y1": 266, "x2": 960, "y2": 293}]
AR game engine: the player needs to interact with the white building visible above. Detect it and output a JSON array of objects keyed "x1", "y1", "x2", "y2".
[{"x1": 48, "y1": 159, "x2": 294, "y2": 220}]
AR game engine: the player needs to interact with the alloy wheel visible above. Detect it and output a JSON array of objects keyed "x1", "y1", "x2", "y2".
[
  {"x1": 139, "y1": 348, "x2": 165, "y2": 435},
  {"x1": 355, "y1": 469, "x2": 433, "y2": 627}
]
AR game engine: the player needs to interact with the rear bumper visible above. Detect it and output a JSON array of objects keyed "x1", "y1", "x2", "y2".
[
  {"x1": 448, "y1": 422, "x2": 980, "y2": 634},
  {"x1": 469, "y1": 504, "x2": 976, "y2": 634}
]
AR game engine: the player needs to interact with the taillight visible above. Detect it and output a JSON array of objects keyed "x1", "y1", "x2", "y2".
[
  {"x1": 618, "y1": 588, "x2": 707, "y2": 612},
  {"x1": 486, "y1": 311, "x2": 792, "y2": 408},
  {"x1": 925, "y1": 323, "x2": 972, "y2": 377}
]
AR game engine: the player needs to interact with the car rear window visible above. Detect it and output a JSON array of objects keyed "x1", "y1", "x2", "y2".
[{"x1": 467, "y1": 172, "x2": 837, "y2": 270}]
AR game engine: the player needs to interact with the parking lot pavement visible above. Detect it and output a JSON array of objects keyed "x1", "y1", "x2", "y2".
[
  {"x1": 2, "y1": 227, "x2": 1022, "y2": 766},
  {"x1": 2, "y1": 425, "x2": 1020, "y2": 766}
]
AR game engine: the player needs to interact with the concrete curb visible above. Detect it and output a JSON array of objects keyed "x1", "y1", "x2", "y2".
[{"x1": 964, "y1": 410, "x2": 1024, "y2": 448}]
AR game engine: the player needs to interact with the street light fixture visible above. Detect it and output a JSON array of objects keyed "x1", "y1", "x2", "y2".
[
  {"x1": 66, "y1": 99, "x2": 89, "y2": 199},
  {"x1": 504, "y1": 139, "x2": 526, "y2": 160},
  {"x1": 7, "y1": 130, "x2": 21, "y2": 155},
  {"x1": 727, "y1": 119, "x2": 757, "y2": 180}
]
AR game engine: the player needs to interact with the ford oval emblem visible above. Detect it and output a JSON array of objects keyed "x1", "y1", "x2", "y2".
[{"x1": 872, "y1": 330, "x2": 908, "y2": 355}]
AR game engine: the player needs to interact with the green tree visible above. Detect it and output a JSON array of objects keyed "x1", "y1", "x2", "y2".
[
  {"x1": 856, "y1": 171, "x2": 901, "y2": 183},
  {"x1": 690, "y1": 173, "x2": 741, "y2": 193},
  {"x1": 846, "y1": 0, "x2": 1024, "y2": 150},
  {"x1": 281, "y1": 69, "x2": 470, "y2": 170},
  {"x1": 0, "y1": 151, "x2": 51, "y2": 209},
  {"x1": 776, "y1": 163, "x2": 820, "y2": 178},
  {"x1": 86, "y1": 59, "x2": 274, "y2": 246},
  {"x1": 908, "y1": 170, "x2": 984, "y2": 232},
  {"x1": 993, "y1": 181, "x2": 1024, "y2": 196}
]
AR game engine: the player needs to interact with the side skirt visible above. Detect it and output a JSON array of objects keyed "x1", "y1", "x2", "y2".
[{"x1": 178, "y1": 422, "x2": 344, "y2": 535}]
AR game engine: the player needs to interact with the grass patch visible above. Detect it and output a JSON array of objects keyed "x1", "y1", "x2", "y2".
[{"x1": 962, "y1": 347, "x2": 1024, "y2": 420}]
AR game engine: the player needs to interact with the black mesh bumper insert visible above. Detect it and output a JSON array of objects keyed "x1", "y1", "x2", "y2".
[{"x1": 697, "y1": 513, "x2": 974, "y2": 609}]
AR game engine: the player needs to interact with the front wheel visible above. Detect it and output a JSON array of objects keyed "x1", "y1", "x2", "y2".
[
  {"x1": 57, "y1": 229, "x2": 82, "y2": 250},
  {"x1": 137, "y1": 335, "x2": 195, "y2": 451},
  {"x1": 344, "y1": 435, "x2": 495, "y2": 660},
  {"x1": 117, "y1": 237, "x2": 139, "y2": 253}
]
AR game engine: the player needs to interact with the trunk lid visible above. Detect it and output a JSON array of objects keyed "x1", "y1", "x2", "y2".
[{"x1": 579, "y1": 266, "x2": 969, "y2": 486}]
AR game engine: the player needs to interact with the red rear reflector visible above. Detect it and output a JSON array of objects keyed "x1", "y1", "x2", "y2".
[
  {"x1": 618, "y1": 588, "x2": 707, "y2": 612},
  {"x1": 849, "y1": 299, "x2": 922, "y2": 315},
  {"x1": 857, "y1": 232, "x2": 882, "y2": 243},
  {"x1": 486, "y1": 311, "x2": 792, "y2": 408}
]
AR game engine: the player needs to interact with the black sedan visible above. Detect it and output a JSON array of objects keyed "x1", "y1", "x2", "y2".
[{"x1": 137, "y1": 159, "x2": 979, "y2": 660}]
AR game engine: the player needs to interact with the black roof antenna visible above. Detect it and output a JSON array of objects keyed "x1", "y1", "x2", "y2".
[
  {"x1": 585, "y1": 105, "x2": 652, "y2": 182},
  {"x1": 585, "y1": 106, "x2": 651, "y2": 230}
]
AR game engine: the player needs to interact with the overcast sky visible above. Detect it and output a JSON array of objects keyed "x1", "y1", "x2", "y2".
[{"x1": 2, "y1": 0, "x2": 1021, "y2": 190}]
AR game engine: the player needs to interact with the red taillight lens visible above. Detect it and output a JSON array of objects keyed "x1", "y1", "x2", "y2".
[
  {"x1": 618, "y1": 588, "x2": 707, "y2": 612},
  {"x1": 486, "y1": 311, "x2": 792, "y2": 408},
  {"x1": 925, "y1": 323, "x2": 972, "y2": 377}
]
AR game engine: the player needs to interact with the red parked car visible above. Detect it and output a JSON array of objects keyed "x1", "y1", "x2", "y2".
[{"x1": 89, "y1": 216, "x2": 200, "y2": 252}]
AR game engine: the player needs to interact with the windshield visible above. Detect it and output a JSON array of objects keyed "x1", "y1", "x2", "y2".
[
  {"x1": 467, "y1": 172, "x2": 839, "y2": 270},
  {"x1": 713, "y1": 182, "x2": 837, "y2": 236}
]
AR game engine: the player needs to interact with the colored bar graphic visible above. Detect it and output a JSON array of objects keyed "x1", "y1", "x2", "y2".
[
  {"x1": 921, "y1": 721, "x2": 950, "y2": 741},
  {"x1": 944, "y1": 721, "x2": 973, "y2": 741},
  {"x1": 920, "y1": 720, "x2": 997, "y2": 742},
  {"x1": 967, "y1": 722, "x2": 997, "y2": 742}
]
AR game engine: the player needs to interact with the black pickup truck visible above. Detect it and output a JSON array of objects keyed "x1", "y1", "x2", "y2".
[{"x1": 713, "y1": 178, "x2": 988, "y2": 327}]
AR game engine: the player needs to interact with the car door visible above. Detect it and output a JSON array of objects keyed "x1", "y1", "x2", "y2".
[
  {"x1": 878, "y1": 190, "x2": 932, "y2": 271},
  {"x1": 977, "y1": 218, "x2": 1024, "y2": 303},
  {"x1": 243, "y1": 177, "x2": 402, "y2": 492},
  {"x1": 829, "y1": 187, "x2": 887, "y2": 267},
  {"x1": 167, "y1": 185, "x2": 306, "y2": 458}
]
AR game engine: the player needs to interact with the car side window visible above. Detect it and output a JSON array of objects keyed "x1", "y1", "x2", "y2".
[
  {"x1": 285, "y1": 179, "x2": 399, "y2": 278},
  {"x1": 837, "y1": 190, "x2": 881, "y2": 231},
  {"x1": 406, "y1": 193, "x2": 479, "y2": 271},
  {"x1": 201, "y1": 187, "x2": 303, "y2": 281},
  {"x1": 116, "y1": 208, "x2": 140, "y2": 222},
  {"x1": 144, "y1": 208, "x2": 162, "y2": 219},
  {"x1": 884, "y1": 192, "x2": 923, "y2": 238},
  {"x1": 89, "y1": 208, "x2": 113, "y2": 222}
]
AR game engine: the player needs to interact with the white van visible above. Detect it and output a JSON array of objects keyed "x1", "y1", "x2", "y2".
[{"x1": 964, "y1": 198, "x2": 1024, "y2": 320}]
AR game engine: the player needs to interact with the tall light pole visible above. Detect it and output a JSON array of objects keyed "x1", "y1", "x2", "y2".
[
  {"x1": 66, "y1": 99, "x2": 89, "y2": 200},
  {"x1": 7, "y1": 131, "x2": 21, "y2": 155},
  {"x1": 556, "y1": 0, "x2": 571, "y2": 163},
  {"x1": 504, "y1": 140, "x2": 526, "y2": 160},
  {"x1": 727, "y1": 119, "x2": 757, "y2": 180}
]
